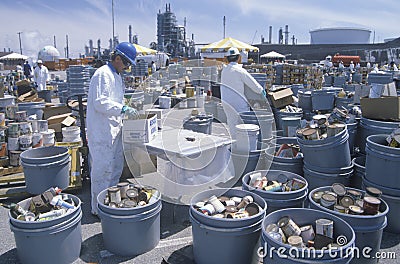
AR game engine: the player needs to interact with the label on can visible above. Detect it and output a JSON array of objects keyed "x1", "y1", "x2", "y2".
[
  {"x1": 315, "y1": 218, "x2": 334, "y2": 239},
  {"x1": 278, "y1": 216, "x2": 301, "y2": 237}
]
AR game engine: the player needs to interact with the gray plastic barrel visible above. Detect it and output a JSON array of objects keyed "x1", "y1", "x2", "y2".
[
  {"x1": 324, "y1": 75, "x2": 334, "y2": 86},
  {"x1": 310, "y1": 186, "x2": 388, "y2": 264},
  {"x1": 367, "y1": 72, "x2": 393, "y2": 84},
  {"x1": 190, "y1": 188, "x2": 267, "y2": 264},
  {"x1": 362, "y1": 178, "x2": 400, "y2": 233},
  {"x1": 20, "y1": 146, "x2": 71, "y2": 194},
  {"x1": 261, "y1": 208, "x2": 355, "y2": 264},
  {"x1": 239, "y1": 110, "x2": 274, "y2": 141},
  {"x1": 351, "y1": 155, "x2": 365, "y2": 189},
  {"x1": 17, "y1": 102, "x2": 45, "y2": 120},
  {"x1": 274, "y1": 109, "x2": 303, "y2": 132},
  {"x1": 0, "y1": 95, "x2": 16, "y2": 108},
  {"x1": 183, "y1": 114, "x2": 213, "y2": 134},
  {"x1": 334, "y1": 76, "x2": 347, "y2": 87},
  {"x1": 266, "y1": 137, "x2": 303, "y2": 176},
  {"x1": 230, "y1": 147, "x2": 270, "y2": 178},
  {"x1": 346, "y1": 122, "x2": 357, "y2": 155},
  {"x1": 303, "y1": 164, "x2": 353, "y2": 190},
  {"x1": 97, "y1": 188, "x2": 162, "y2": 256},
  {"x1": 281, "y1": 117, "x2": 301, "y2": 137},
  {"x1": 365, "y1": 135, "x2": 400, "y2": 189},
  {"x1": 352, "y1": 73, "x2": 362, "y2": 83},
  {"x1": 251, "y1": 73, "x2": 267, "y2": 89},
  {"x1": 298, "y1": 89, "x2": 312, "y2": 111},
  {"x1": 311, "y1": 89, "x2": 335, "y2": 111},
  {"x1": 9, "y1": 194, "x2": 82, "y2": 264},
  {"x1": 297, "y1": 127, "x2": 351, "y2": 169},
  {"x1": 37, "y1": 90, "x2": 52, "y2": 103},
  {"x1": 355, "y1": 117, "x2": 399, "y2": 153},
  {"x1": 242, "y1": 170, "x2": 308, "y2": 214}
]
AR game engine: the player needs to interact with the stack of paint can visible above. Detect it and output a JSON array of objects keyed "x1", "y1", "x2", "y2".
[{"x1": 192, "y1": 194, "x2": 262, "y2": 219}]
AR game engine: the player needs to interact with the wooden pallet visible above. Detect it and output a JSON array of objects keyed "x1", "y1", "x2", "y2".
[{"x1": 0, "y1": 166, "x2": 23, "y2": 177}]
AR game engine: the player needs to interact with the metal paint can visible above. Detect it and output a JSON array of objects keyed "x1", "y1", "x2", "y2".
[
  {"x1": 0, "y1": 112, "x2": 5, "y2": 127},
  {"x1": 311, "y1": 191, "x2": 324, "y2": 203},
  {"x1": 244, "y1": 202, "x2": 260, "y2": 216},
  {"x1": 302, "y1": 128, "x2": 319, "y2": 140},
  {"x1": 107, "y1": 187, "x2": 122, "y2": 204},
  {"x1": 320, "y1": 193, "x2": 336, "y2": 210},
  {"x1": 117, "y1": 182, "x2": 130, "y2": 199},
  {"x1": 41, "y1": 129, "x2": 55, "y2": 146},
  {"x1": 365, "y1": 187, "x2": 382, "y2": 198},
  {"x1": 264, "y1": 181, "x2": 282, "y2": 192},
  {"x1": 315, "y1": 218, "x2": 334, "y2": 239},
  {"x1": 334, "y1": 205, "x2": 346, "y2": 214},
  {"x1": 226, "y1": 211, "x2": 249, "y2": 219},
  {"x1": 313, "y1": 114, "x2": 327, "y2": 125},
  {"x1": 288, "y1": 235, "x2": 304, "y2": 248},
  {"x1": 126, "y1": 188, "x2": 139, "y2": 201},
  {"x1": 300, "y1": 225, "x2": 315, "y2": 243},
  {"x1": 185, "y1": 87, "x2": 195, "y2": 98},
  {"x1": 327, "y1": 124, "x2": 338, "y2": 137},
  {"x1": 278, "y1": 216, "x2": 301, "y2": 237},
  {"x1": 122, "y1": 199, "x2": 137, "y2": 208},
  {"x1": 339, "y1": 195, "x2": 354, "y2": 209},
  {"x1": 8, "y1": 123, "x2": 19, "y2": 137},
  {"x1": 30, "y1": 120, "x2": 38, "y2": 133},
  {"x1": 32, "y1": 133, "x2": 43, "y2": 148},
  {"x1": 237, "y1": 195, "x2": 254, "y2": 209},
  {"x1": 266, "y1": 223, "x2": 279, "y2": 233},
  {"x1": 9, "y1": 150, "x2": 22, "y2": 166},
  {"x1": 19, "y1": 135, "x2": 32, "y2": 150},
  {"x1": 138, "y1": 190, "x2": 152, "y2": 203},
  {"x1": 15, "y1": 111, "x2": 27, "y2": 122},
  {"x1": 331, "y1": 183, "x2": 347, "y2": 198},
  {"x1": 7, "y1": 137, "x2": 19, "y2": 151},
  {"x1": 208, "y1": 195, "x2": 226, "y2": 213},
  {"x1": 347, "y1": 189, "x2": 362, "y2": 201},
  {"x1": 363, "y1": 196, "x2": 381, "y2": 215},
  {"x1": 349, "y1": 205, "x2": 364, "y2": 215}
]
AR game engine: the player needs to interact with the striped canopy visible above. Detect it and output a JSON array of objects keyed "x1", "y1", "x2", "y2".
[
  {"x1": 133, "y1": 44, "x2": 157, "y2": 55},
  {"x1": 200, "y1": 37, "x2": 259, "y2": 53}
]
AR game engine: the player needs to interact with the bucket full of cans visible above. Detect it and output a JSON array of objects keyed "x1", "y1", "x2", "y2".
[
  {"x1": 96, "y1": 183, "x2": 161, "y2": 256},
  {"x1": 261, "y1": 208, "x2": 356, "y2": 264},
  {"x1": 7, "y1": 187, "x2": 82, "y2": 264},
  {"x1": 190, "y1": 188, "x2": 267, "y2": 264},
  {"x1": 309, "y1": 184, "x2": 389, "y2": 264},
  {"x1": 242, "y1": 170, "x2": 308, "y2": 214}
]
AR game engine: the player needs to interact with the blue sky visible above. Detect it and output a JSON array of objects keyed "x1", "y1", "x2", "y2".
[{"x1": 1, "y1": 0, "x2": 399, "y2": 59}]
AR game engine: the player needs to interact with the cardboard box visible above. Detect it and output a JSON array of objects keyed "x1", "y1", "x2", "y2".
[
  {"x1": 43, "y1": 105, "x2": 71, "y2": 120},
  {"x1": 361, "y1": 96, "x2": 400, "y2": 121},
  {"x1": 123, "y1": 114, "x2": 158, "y2": 143},
  {"x1": 47, "y1": 114, "x2": 76, "y2": 133},
  {"x1": 268, "y1": 88, "x2": 294, "y2": 108}
]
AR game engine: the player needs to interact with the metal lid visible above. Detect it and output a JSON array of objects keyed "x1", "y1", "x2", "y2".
[
  {"x1": 334, "y1": 205, "x2": 346, "y2": 213},
  {"x1": 288, "y1": 236, "x2": 303, "y2": 247},
  {"x1": 347, "y1": 190, "x2": 362, "y2": 199},
  {"x1": 302, "y1": 128, "x2": 317, "y2": 136},
  {"x1": 366, "y1": 187, "x2": 382, "y2": 198},
  {"x1": 339, "y1": 195, "x2": 355, "y2": 208},
  {"x1": 331, "y1": 183, "x2": 346, "y2": 196},
  {"x1": 321, "y1": 193, "x2": 336, "y2": 203},
  {"x1": 363, "y1": 196, "x2": 381, "y2": 205},
  {"x1": 266, "y1": 223, "x2": 279, "y2": 233},
  {"x1": 245, "y1": 202, "x2": 260, "y2": 216},
  {"x1": 122, "y1": 199, "x2": 137, "y2": 208},
  {"x1": 349, "y1": 205, "x2": 364, "y2": 214},
  {"x1": 312, "y1": 191, "x2": 324, "y2": 202},
  {"x1": 107, "y1": 187, "x2": 120, "y2": 193},
  {"x1": 117, "y1": 182, "x2": 129, "y2": 187}
]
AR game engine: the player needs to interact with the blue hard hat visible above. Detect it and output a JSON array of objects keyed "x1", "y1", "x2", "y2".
[{"x1": 115, "y1": 42, "x2": 137, "y2": 65}]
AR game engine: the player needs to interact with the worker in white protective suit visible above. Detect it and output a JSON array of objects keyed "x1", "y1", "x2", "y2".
[
  {"x1": 87, "y1": 42, "x2": 139, "y2": 215},
  {"x1": 220, "y1": 47, "x2": 266, "y2": 139},
  {"x1": 33, "y1": 60, "x2": 49, "y2": 91}
]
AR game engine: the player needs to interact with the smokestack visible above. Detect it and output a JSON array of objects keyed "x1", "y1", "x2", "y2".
[
  {"x1": 65, "y1": 34, "x2": 69, "y2": 58},
  {"x1": 89, "y1": 39, "x2": 94, "y2": 56},
  {"x1": 261, "y1": 35, "x2": 264, "y2": 43},
  {"x1": 223, "y1": 16, "x2": 226, "y2": 38},
  {"x1": 129, "y1": 25, "x2": 132, "y2": 43},
  {"x1": 269, "y1": 26, "x2": 272, "y2": 44},
  {"x1": 278, "y1": 27, "x2": 283, "y2": 44},
  {"x1": 97, "y1": 39, "x2": 101, "y2": 58},
  {"x1": 54, "y1": 35, "x2": 56, "y2": 48},
  {"x1": 284, "y1": 25, "x2": 289, "y2": 45}
]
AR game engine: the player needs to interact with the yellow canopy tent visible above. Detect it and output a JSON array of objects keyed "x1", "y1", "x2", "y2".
[
  {"x1": 199, "y1": 37, "x2": 259, "y2": 63},
  {"x1": 133, "y1": 44, "x2": 157, "y2": 55}
]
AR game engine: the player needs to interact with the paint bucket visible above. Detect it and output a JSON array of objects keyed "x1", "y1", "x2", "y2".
[
  {"x1": 7, "y1": 137, "x2": 19, "y2": 151},
  {"x1": 266, "y1": 137, "x2": 304, "y2": 176},
  {"x1": 281, "y1": 117, "x2": 301, "y2": 137},
  {"x1": 239, "y1": 110, "x2": 275, "y2": 142},
  {"x1": 190, "y1": 188, "x2": 267, "y2": 264},
  {"x1": 297, "y1": 89, "x2": 312, "y2": 111},
  {"x1": 19, "y1": 122, "x2": 32, "y2": 135},
  {"x1": 15, "y1": 111, "x2": 27, "y2": 122},
  {"x1": 97, "y1": 187, "x2": 162, "y2": 256},
  {"x1": 5, "y1": 105, "x2": 18, "y2": 120},
  {"x1": 365, "y1": 134, "x2": 400, "y2": 189},
  {"x1": 19, "y1": 135, "x2": 32, "y2": 150},
  {"x1": 303, "y1": 163, "x2": 353, "y2": 190},
  {"x1": 9, "y1": 150, "x2": 22, "y2": 166},
  {"x1": 230, "y1": 147, "x2": 270, "y2": 178},
  {"x1": 8, "y1": 122, "x2": 19, "y2": 138},
  {"x1": 20, "y1": 146, "x2": 70, "y2": 194},
  {"x1": 37, "y1": 120, "x2": 48, "y2": 132},
  {"x1": 311, "y1": 89, "x2": 335, "y2": 112},
  {"x1": 242, "y1": 170, "x2": 308, "y2": 214},
  {"x1": 346, "y1": 122, "x2": 357, "y2": 155},
  {"x1": 17, "y1": 102, "x2": 45, "y2": 120},
  {"x1": 30, "y1": 120, "x2": 38, "y2": 133},
  {"x1": 261, "y1": 208, "x2": 355, "y2": 263},
  {"x1": 41, "y1": 129, "x2": 55, "y2": 146},
  {"x1": 158, "y1": 96, "x2": 171, "y2": 109},
  {"x1": 32, "y1": 133, "x2": 43, "y2": 148},
  {"x1": 274, "y1": 109, "x2": 303, "y2": 132},
  {"x1": 234, "y1": 124, "x2": 260, "y2": 153},
  {"x1": 62, "y1": 126, "x2": 81, "y2": 143},
  {"x1": 351, "y1": 155, "x2": 365, "y2": 189},
  {"x1": 297, "y1": 127, "x2": 351, "y2": 169},
  {"x1": 310, "y1": 186, "x2": 388, "y2": 264}
]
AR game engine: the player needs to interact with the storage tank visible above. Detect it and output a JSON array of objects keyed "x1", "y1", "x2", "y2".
[
  {"x1": 310, "y1": 27, "x2": 371, "y2": 44},
  {"x1": 38, "y1": 45, "x2": 60, "y2": 62}
]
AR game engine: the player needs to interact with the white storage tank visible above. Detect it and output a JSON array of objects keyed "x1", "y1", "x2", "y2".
[{"x1": 310, "y1": 27, "x2": 371, "y2": 44}]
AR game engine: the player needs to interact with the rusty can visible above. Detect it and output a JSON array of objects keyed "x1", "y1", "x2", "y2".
[
  {"x1": 278, "y1": 216, "x2": 301, "y2": 237},
  {"x1": 244, "y1": 202, "x2": 260, "y2": 216},
  {"x1": 363, "y1": 196, "x2": 381, "y2": 215},
  {"x1": 315, "y1": 218, "x2": 334, "y2": 239}
]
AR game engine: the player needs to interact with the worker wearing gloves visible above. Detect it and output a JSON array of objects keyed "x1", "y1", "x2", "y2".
[
  {"x1": 220, "y1": 47, "x2": 266, "y2": 138},
  {"x1": 87, "y1": 42, "x2": 139, "y2": 215},
  {"x1": 33, "y1": 60, "x2": 49, "y2": 91}
]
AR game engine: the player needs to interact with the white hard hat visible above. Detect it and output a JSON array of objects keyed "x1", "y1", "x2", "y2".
[
  {"x1": 226, "y1": 47, "x2": 240, "y2": 57},
  {"x1": 37, "y1": 60, "x2": 43, "y2": 64}
]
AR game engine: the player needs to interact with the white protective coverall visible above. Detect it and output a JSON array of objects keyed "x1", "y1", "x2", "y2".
[
  {"x1": 87, "y1": 62, "x2": 125, "y2": 214},
  {"x1": 220, "y1": 62, "x2": 264, "y2": 137},
  {"x1": 33, "y1": 65, "x2": 49, "y2": 91}
]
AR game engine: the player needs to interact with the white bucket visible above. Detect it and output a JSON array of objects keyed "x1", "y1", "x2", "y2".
[
  {"x1": 62, "y1": 126, "x2": 81, "y2": 143},
  {"x1": 30, "y1": 120, "x2": 38, "y2": 133},
  {"x1": 19, "y1": 122, "x2": 32, "y2": 135},
  {"x1": 41, "y1": 129, "x2": 55, "y2": 146},
  {"x1": 32, "y1": 133, "x2": 43, "y2": 148},
  {"x1": 8, "y1": 137, "x2": 19, "y2": 151},
  {"x1": 38, "y1": 120, "x2": 48, "y2": 132},
  {"x1": 158, "y1": 96, "x2": 171, "y2": 109},
  {"x1": 234, "y1": 124, "x2": 260, "y2": 153},
  {"x1": 187, "y1": 98, "x2": 196, "y2": 108},
  {"x1": 19, "y1": 135, "x2": 32, "y2": 150},
  {"x1": 196, "y1": 95, "x2": 205, "y2": 108}
]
